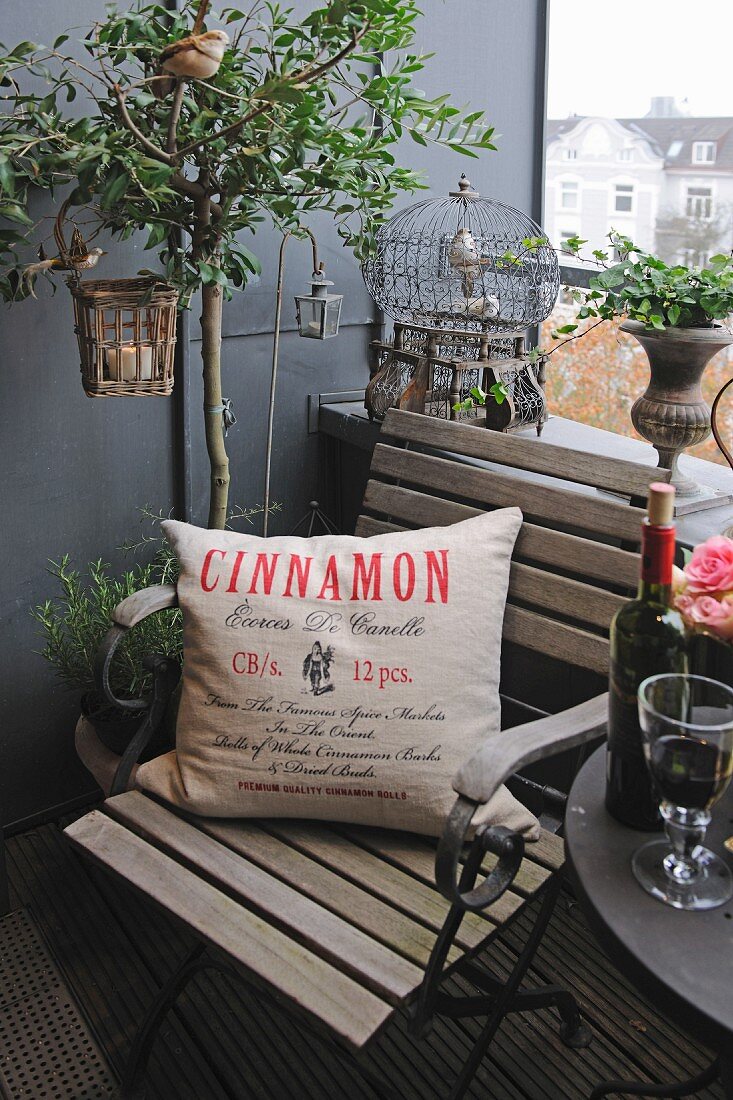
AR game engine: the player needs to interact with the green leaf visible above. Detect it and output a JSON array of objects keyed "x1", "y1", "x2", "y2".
[
  {"x1": 0, "y1": 156, "x2": 15, "y2": 197},
  {"x1": 667, "y1": 304, "x2": 681, "y2": 326},
  {"x1": 0, "y1": 203, "x2": 32, "y2": 225},
  {"x1": 563, "y1": 235, "x2": 587, "y2": 253},
  {"x1": 198, "y1": 261, "x2": 215, "y2": 284},
  {"x1": 101, "y1": 171, "x2": 130, "y2": 209}
]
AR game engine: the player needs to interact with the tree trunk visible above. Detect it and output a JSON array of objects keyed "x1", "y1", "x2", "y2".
[
  {"x1": 193, "y1": 170, "x2": 229, "y2": 530},
  {"x1": 200, "y1": 281, "x2": 229, "y2": 529}
]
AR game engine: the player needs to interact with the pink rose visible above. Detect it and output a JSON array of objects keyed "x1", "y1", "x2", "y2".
[
  {"x1": 686, "y1": 594, "x2": 733, "y2": 641},
  {"x1": 683, "y1": 535, "x2": 733, "y2": 596},
  {"x1": 674, "y1": 592, "x2": 695, "y2": 621}
]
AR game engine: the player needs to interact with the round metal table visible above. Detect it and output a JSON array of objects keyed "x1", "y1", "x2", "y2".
[{"x1": 564, "y1": 746, "x2": 733, "y2": 1098}]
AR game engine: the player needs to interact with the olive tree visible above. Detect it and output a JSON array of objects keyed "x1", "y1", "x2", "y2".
[{"x1": 0, "y1": 0, "x2": 496, "y2": 527}]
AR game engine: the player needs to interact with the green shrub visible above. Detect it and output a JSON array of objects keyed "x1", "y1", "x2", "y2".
[{"x1": 32, "y1": 550, "x2": 182, "y2": 700}]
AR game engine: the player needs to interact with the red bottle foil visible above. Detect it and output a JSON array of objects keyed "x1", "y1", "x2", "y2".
[{"x1": 640, "y1": 522, "x2": 675, "y2": 586}]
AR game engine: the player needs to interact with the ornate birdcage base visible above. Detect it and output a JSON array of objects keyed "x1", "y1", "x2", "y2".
[
  {"x1": 366, "y1": 322, "x2": 547, "y2": 435},
  {"x1": 68, "y1": 277, "x2": 178, "y2": 398}
]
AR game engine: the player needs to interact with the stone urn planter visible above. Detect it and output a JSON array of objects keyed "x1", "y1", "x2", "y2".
[{"x1": 621, "y1": 319, "x2": 733, "y2": 497}]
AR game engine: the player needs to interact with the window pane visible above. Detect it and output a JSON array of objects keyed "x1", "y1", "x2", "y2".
[
  {"x1": 560, "y1": 180, "x2": 579, "y2": 208},
  {"x1": 614, "y1": 184, "x2": 634, "y2": 212},
  {"x1": 543, "y1": 0, "x2": 733, "y2": 466}
]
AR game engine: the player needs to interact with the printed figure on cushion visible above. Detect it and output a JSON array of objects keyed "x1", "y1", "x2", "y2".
[{"x1": 302, "y1": 642, "x2": 335, "y2": 696}]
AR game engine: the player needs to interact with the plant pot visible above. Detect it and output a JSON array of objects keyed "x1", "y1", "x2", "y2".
[
  {"x1": 687, "y1": 632, "x2": 733, "y2": 684},
  {"x1": 80, "y1": 690, "x2": 174, "y2": 761},
  {"x1": 621, "y1": 319, "x2": 733, "y2": 497}
]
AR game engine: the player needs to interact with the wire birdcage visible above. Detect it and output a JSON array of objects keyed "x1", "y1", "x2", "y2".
[{"x1": 362, "y1": 175, "x2": 559, "y2": 332}]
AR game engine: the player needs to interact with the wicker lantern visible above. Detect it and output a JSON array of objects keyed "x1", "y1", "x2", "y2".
[
  {"x1": 362, "y1": 174, "x2": 559, "y2": 332},
  {"x1": 68, "y1": 277, "x2": 178, "y2": 397}
]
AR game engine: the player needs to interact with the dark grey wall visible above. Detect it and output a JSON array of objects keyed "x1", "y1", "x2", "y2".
[{"x1": 0, "y1": 0, "x2": 547, "y2": 829}]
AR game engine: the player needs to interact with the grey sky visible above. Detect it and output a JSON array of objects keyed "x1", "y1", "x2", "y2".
[{"x1": 548, "y1": 0, "x2": 733, "y2": 120}]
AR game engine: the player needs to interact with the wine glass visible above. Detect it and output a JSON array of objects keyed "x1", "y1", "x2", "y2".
[{"x1": 633, "y1": 673, "x2": 733, "y2": 911}]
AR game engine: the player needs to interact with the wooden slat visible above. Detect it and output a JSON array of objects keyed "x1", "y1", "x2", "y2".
[
  {"x1": 355, "y1": 514, "x2": 403, "y2": 538},
  {"x1": 196, "y1": 817, "x2": 463, "y2": 971},
  {"x1": 527, "y1": 829, "x2": 565, "y2": 871},
  {"x1": 515, "y1": 522, "x2": 638, "y2": 591},
  {"x1": 509, "y1": 562, "x2": 624, "y2": 631},
  {"x1": 338, "y1": 825, "x2": 552, "y2": 900},
  {"x1": 360, "y1": 480, "x2": 640, "y2": 588},
  {"x1": 381, "y1": 408, "x2": 667, "y2": 498},
  {"x1": 503, "y1": 606, "x2": 609, "y2": 675},
  {"x1": 260, "y1": 821, "x2": 513, "y2": 950},
  {"x1": 103, "y1": 792, "x2": 422, "y2": 1006},
  {"x1": 64, "y1": 811, "x2": 393, "y2": 1052},
  {"x1": 370, "y1": 443, "x2": 643, "y2": 544}
]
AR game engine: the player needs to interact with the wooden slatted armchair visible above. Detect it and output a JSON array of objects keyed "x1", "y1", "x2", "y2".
[{"x1": 67, "y1": 409, "x2": 668, "y2": 1100}]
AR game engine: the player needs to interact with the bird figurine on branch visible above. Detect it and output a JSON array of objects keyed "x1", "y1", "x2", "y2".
[
  {"x1": 152, "y1": 28, "x2": 230, "y2": 98},
  {"x1": 20, "y1": 224, "x2": 105, "y2": 298}
]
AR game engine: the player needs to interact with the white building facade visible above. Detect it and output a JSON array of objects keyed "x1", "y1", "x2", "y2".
[{"x1": 545, "y1": 109, "x2": 733, "y2": 265}]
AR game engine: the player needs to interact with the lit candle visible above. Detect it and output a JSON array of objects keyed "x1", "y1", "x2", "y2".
[{"x1": 107, "y1": 345, "x2": 153, "y2": 381}]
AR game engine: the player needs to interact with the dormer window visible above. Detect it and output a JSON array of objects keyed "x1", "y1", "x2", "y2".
[
  {"x1": 692, "y1": 141, "x2": 716, "y2": 164},
  {"x1": 667, "y1": 140, "x2": 683, "y2": 158}
]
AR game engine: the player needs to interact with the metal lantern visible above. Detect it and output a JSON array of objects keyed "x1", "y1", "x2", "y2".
[
  {"x1": 362, "y1": 175, "x2": 559, "y2": 332},
  {"x1": 294, "y1": 266, "x2": 343, "y2": 340}
]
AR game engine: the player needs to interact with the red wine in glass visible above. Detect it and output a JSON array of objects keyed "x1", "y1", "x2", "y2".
[
  {"x1": 634, "y1": 674, "x2": 733, "y2": 911},
  {"x1": 647, "y1": 735, "x2": 733, "y2": 812}
]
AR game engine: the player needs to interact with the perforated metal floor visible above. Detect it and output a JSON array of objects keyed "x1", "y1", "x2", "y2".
[{"x1": 0, "y1": 909, "x2": 116, "y2": 1098}]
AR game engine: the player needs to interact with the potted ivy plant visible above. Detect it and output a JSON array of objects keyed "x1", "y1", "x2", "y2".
[
  {"x1": 458, "y1": 232, "x2": 733, "y2": 494},
  {"x1": 554, "y1": 234, "x2": 733, "y2": 496}
]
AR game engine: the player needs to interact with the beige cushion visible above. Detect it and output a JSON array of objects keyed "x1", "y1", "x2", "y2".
[{"x1": 136, "y1": 511, "x2": 539, "y2": 839}]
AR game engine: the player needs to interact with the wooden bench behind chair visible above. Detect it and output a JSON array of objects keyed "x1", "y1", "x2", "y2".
[{"x1": 67, "y1": 409, "x2": 668, "y2": 1100}]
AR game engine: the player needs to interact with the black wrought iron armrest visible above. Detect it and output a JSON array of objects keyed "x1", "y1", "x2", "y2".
[
  {"x1": 93, "y1": 584, "x2": 181, "y2": 795},
  {"x1": 435, "y1": 693, "x2": 608, "y2": 912},
  {"x1": 94, "y1": 584, "x2": 179, "y2": 711}
]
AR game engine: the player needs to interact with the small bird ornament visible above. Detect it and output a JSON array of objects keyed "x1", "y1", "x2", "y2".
[
  {"x1": 449, "y1": 293, "x2": 501, "y2": 321},
  {"x1": 448, "y1": 227, "x2": 490, "y2": 297},
  {"x1": 152, "y1": 28, "x2": 230, "y2": 98},
  {"x1": 20, "y1": 228, "x2": 105, "y2": 298},
  {"x1": 448, "y1": 228, "x2": 486, "y2": 273}
]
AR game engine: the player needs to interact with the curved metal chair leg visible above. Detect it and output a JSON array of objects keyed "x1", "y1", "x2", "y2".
[
  {"x1": 589, "y1": 1057, "x2": 720, "y2": 1099},
  {"x1": 114, "y1": 942, "x2": 208, "y2": 1100},
  {"x1": 448, "y1": 875, "x2": 590, "y2": 1100}
]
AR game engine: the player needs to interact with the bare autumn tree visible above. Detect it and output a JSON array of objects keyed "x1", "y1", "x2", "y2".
[{"x1": 0, "y1": 0, "x2": 496, "y2": 527}]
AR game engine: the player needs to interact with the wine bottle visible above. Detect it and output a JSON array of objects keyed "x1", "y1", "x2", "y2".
[{"x1": 606, "y1": 483, "x2": 687, "y2": 830}]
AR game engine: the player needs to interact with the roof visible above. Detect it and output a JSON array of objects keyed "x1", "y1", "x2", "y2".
[{"x1": 547, "y1": 116, "x2": 733, "y2": 169}]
